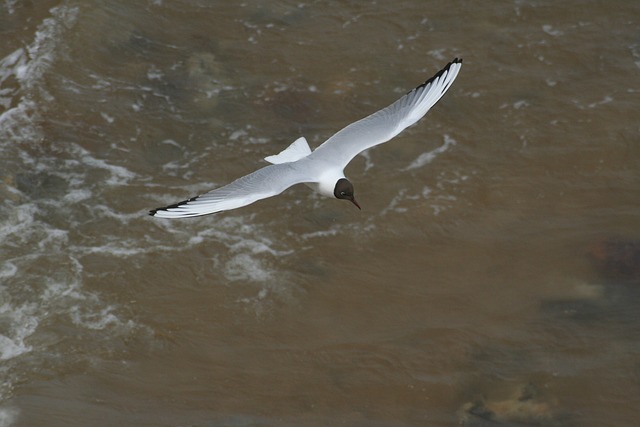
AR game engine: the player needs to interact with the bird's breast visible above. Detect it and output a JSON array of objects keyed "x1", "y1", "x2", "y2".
[
  {"x1": 291, "y1": 157, "x2": 344, "y2": 198},
  {"x1": 316, "y1": 169, "x2": 346, "y2": 198}
]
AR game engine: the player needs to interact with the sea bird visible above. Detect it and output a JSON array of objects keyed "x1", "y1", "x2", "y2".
[{"x1": 150, "y1": 58, "x2": 462, "y2": 218}]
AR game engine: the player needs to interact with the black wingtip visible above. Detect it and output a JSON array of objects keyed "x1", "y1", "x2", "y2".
[
  {"x1": 407, "y1": 57, "x2": 463, "y2": 96},
  {"x1": 148, "y1": 195, "x2": 200, "y2": 217}
]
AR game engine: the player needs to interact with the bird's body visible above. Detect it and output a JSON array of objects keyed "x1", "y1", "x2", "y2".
[{"x1": 150, "y1": 58, "x2": 462, "y2": 218}]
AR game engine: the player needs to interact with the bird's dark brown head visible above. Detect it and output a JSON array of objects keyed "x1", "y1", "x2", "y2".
[{"x1": 333, "y1": 178, "x2": 361, "y2": 210}]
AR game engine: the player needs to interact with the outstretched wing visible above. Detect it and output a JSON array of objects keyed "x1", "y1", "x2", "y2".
[
  {"x1": 310, "y1": 58, "x2": 462, "y2": 169},
  {"x1": 150, "y1": 162, "x2": 314, "y2": 218}
]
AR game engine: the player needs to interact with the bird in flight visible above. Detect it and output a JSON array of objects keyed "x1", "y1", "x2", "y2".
[{"x1": 150, "y1": 58, "x2": 462, "y2": 218}]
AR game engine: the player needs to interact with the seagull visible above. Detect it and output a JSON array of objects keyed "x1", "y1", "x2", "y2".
[{"x1": 150, "y1": 58, "x2": 462, "y2": 218}]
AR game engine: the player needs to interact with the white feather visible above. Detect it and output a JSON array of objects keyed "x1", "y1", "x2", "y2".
[{"x1": 264, "y1": 137, "x2": 312, "y2": 164}]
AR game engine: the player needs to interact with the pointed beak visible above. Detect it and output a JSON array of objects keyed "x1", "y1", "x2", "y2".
[{"x1": 350, "y1": 197, "x2": 361, "y2": 210}]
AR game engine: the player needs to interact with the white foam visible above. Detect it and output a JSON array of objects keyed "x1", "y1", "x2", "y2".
[
  {"x1": 3, "y1": 0, "x2": 19, "y2": 14},
  {"x1": 0, "y1": 4, "x2": 153, "y2": 411},
  {"x1": 421, "y1": 186, "x2": 432, "y2": 198},
  {"x1": 382, "y1": 162, "x2": 469, "y2": 217},
  {"x1": 224, "y1": 253, "x2": 273, "y2": 282},
  {"x1": 63, "y1": 189, "x2": 92, "y2": 203},
  {"x1": 300, "y1": 228, "x2": 339, "y2": 240},
  {"x1": 0, "y1": 302, "x2": 38, "y2": 361},
  {"x1": 229, "y1": 128, "x2": 247, "y2": 141},
  {"x1": 572, "y1": 96, "x2": 614, "y2": 110},
  {"x1": 0, "y1": 263, "x2": 17, "y2": 280},
  {"x1": 513, "y1": 100, "x2": 529, "y2": 109},
  {"x1": 380, "y1": 188, "x2": 420, "y2": 215},
  {"x1": 228, "y1": 237, "x2": 293, "y2": 256},
  {"x1": 188, "y1": 216, "x2": 294, "y2": 258},
  {"x1": 0, "y1": 48, "x2": 26, "y2": 85},
  {"x1": 159, "y1": 138, "x2": 182, "y2": 148},
  {"x1": 0, "y1": 406, "x2": 19, "y2": 427},
  {"x1": 18, "y1": 6, "x2": 79, "y2": 91},
  {"x1": 359, "y1": 150, "x2": 374, "y2": 171},
  {"x1": 153, "y1": 214, "x2": 294, "y2": 285},
  {"x1": 69, "y1": 143, "x2": 137, "y2": 186},
  {"x1": 0, "y1": 99, "x2": 41, "y2": 143},
  {"x1": 246, "y1": 136, "x2": 271, "y2": 145},
  {"x1": 78, "y1": 242, "x2": 148, "y2": 257},
  {"x1": 41, "y1": 275, "x2": 83, "y2": 302},
  {"x1": 37, "y1": 228, "x2": 68, "y2": 251},
  {"x1": 404, "y1": 134, "x2": 456, "y2": 171},
  {"x1": 161, "y1": 160, "x2": 184, "y2": 172},
  {"x1": 91, "y1": 204, "x2": 145, "y2": 223},
  {"x1": 146, "y1": 65, "x2": 163, "y2": 81},
  {"x1": 0, "y1": 5, "x2": 78, "y2": 147},
  {"x1": 0, "y1": 334, "x2": 31, "y2": 361},
  {"x1": 542, "y1": 24, "x2": 564, "y2": 37},
  {"x1": 100, "y1": 112, "x2": 115, "y2": 123},
  {"x1": 69, "y1": 305, "x2": 132, "y2": 331},
  {"x1": 587, "y1": 96, "x2": 613, "y2": 109},
  {"x1": 631, "y1": 43, "x2": 640, "y2": 69},
  {"x1": 0, "y1": 203, "x2": 37, "y2": 243},
  {"x1": 88, "y1": 73, "x2": 111, "y2": 90}
]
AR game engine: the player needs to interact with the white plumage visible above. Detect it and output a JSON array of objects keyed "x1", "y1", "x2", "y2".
[{"x1": 151, "y1": 58, "x2": 462, "y2": 218}]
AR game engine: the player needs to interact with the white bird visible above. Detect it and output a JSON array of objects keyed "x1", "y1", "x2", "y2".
[{"x1": 150, "y1": 58, "x2": 462, "y2": 218}]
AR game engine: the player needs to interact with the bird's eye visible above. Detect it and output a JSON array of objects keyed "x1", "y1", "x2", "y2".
[{"x1": 340, "y1": 192, "x2": 346, "y2": 196}]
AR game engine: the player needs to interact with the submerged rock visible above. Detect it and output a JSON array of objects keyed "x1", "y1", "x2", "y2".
[
  {"x1": 182, "y1": 52, "x2": 228, "y2": 111},
  {"x1": 540, "y1": 237, "x2": 640, "y2": 322},
  {"x1": 459, "y1": 383, "x2": 559, "y2": 426},
  {"x1": 588, "y1": 238, "x2": 640, "y2": 283}
]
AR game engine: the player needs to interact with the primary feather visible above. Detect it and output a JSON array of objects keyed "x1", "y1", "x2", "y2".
[{"x1": 309, "y1": 58, "x2": 462, "y2": 168}]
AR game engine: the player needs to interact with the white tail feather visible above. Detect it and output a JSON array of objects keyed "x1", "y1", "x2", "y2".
[{"x1": 264, "y1": 137, "x2": 312, "y2": 164}]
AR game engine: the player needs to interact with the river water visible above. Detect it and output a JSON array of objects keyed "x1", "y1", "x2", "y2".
[{"x1": 1, "y1": 1, "x2": 639, "y2": 426}]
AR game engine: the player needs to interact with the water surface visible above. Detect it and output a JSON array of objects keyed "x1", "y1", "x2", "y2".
[{"x1": 1, "y1": 1, "x2": 639, "y2": 426}]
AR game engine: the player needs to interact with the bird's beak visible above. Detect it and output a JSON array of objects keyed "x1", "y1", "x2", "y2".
[{"x1": 350, "y1": 197, "x2": 361, "y2": 210}]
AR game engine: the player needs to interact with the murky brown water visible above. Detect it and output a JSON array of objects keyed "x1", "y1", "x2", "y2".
[{"x1": 1, "y1": 1, "x2": 639, "y2": 426}]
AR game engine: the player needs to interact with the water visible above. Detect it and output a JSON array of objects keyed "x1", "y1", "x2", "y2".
[{"x1": 1, "y1": 1, "x2": 639, "y2": 426}]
